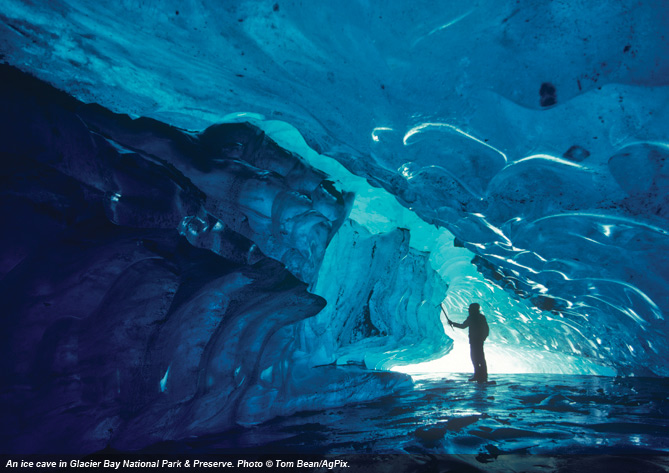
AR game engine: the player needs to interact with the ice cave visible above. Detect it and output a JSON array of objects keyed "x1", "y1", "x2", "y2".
[{"x1": 1, "y1": 0, "x2": 668, "y2": 469}]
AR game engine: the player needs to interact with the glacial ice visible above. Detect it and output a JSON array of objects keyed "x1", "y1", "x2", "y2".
[{"x1": 0, "y1": 0, "x2": 668, "y2": 455}]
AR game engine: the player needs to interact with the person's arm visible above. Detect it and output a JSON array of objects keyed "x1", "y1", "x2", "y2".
[{"x1": 449, "y1": 316, "x2": 470, "y2": 329}]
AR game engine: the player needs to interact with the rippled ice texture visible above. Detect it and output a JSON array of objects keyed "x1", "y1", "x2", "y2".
[
  {"x1": 2, "y1": 0, "x2": 668, "y2": 377},
  {"x1": 2, "y1": 0, "x2": 669, "y2": 463},
  {"x1": 2, "y1": 2, "x2": 669, "y2": 459}
]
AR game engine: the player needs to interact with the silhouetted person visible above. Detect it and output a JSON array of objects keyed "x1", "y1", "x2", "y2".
[{"x1": 449, "y1": 303, "x2": 489, "y2": 382}]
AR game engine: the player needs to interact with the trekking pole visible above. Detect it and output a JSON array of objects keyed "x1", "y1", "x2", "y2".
[{"x1": 440, "y1": 304, "x2": 455, "y2": 331}]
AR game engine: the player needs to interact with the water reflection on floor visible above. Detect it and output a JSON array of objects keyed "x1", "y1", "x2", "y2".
[{"x1": 149, "y1": 373, "x2": 669, "y2": 458}]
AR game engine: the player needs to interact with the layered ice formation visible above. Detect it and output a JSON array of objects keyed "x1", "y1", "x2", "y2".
[{"x1": 0, "y1": 0, "x2": 668, "y2": 455}]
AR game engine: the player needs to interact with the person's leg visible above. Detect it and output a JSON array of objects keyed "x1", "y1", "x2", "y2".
[
  {"x1": 480, "y1": 343, "x2": 488, "y2": 381},
  {"x1": 469, "y1": 344, "x2": 478, "y2": 380},
  {"x1": 471, "y1": 342, "x2": 486, "y2": 382}
]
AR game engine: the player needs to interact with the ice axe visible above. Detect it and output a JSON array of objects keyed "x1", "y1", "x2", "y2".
[{"x1": 440, "y1": 304, "x2": 455, "y2": 331}]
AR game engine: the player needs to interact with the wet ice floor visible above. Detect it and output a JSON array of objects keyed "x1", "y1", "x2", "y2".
[{"x1": 146, "y1": 373, "x2": 669, "y2": 459}]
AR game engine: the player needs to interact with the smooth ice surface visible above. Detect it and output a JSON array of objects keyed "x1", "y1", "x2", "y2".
[
  {"x1": 140, "y1": 373, "x2": 669, "y2": 457},
  {"x1": 1, "y1": 0, "x2": 669, "y2": 456}
]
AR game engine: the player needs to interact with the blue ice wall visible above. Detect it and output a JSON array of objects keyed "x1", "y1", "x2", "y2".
[
  {"x1": 0, "y1": 66, "x2": 419, "y2": 452},
  {"x1": 1, "y1": 0, "x2": 669, "y2": 453}
]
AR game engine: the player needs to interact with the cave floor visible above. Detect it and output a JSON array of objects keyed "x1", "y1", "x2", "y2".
[{"x1": 145, "y1": 373, "x2": 669, "y2": 459}]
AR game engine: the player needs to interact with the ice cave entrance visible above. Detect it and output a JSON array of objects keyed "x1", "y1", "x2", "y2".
[
  {"x1": 257, "y1": 119, "x2": 620, "y2": 380},
  {"x1": 392, "y1": 297, "x2": 617, "y2": 379},
  {"x1": 393, "y1": 340, "x2": 617, "y2": 379}
]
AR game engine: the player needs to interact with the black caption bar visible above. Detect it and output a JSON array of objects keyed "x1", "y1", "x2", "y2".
[{"x1": 2, "y1": 453, "x2": 669, "y2": 473}]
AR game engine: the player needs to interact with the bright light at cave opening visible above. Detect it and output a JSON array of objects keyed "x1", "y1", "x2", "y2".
[
  {"x1": 392, "y1": 325, "x2": 542, "y2": 377},
  {"x1": 392, "y1": 325, "x2": 616, "y2": 378},
  {"x1": 392, "y1": 298, "x2": 617, "y2": 378}
]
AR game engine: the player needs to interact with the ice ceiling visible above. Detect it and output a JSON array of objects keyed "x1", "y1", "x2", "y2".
[{"x1": 1, "y1": 0, "x2": 669, "y2": 453}]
